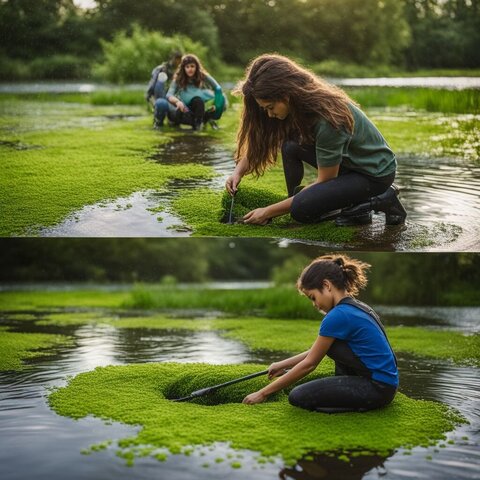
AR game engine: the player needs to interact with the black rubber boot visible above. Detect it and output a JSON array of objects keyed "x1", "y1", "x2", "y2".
[
  {"x1": 336, "y1": 184, "x2": 407, "y2": 227},
  {"x1": 335, "y1": 208, "x2": 372, "y2": 226},
  {"x1": 371, "y1": 184, "x2": 407, "y2": 225}
]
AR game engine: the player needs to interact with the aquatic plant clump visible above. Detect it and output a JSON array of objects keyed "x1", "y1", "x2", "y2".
[
  {"x1": 0, "y1": 327, "x2": 73, "y2": 371},
  {"x1": 172, "y1": 186, "x2": 355, "y2": 243},
  {"x1": 48, "y1": 362, "x2": 465, "y2": 467}
]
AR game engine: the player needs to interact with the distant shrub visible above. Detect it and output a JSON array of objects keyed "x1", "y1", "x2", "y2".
[
  {"x1": 0, "y1": 56, "x2": 30, "y2": 81},
  {"x1": 93, "y1": 24, "x2": 212, "y2": 84},
  {"x1": 271, "y1": 255, "x2": 311, "y2": 287},
  {"x1": 0, "y1": 55, "x2": 90, "y2": 80},
  {"x1": 160, "y1": 275, "x2": 178, "y2": 286},
  {"x1": 29, "y1": 55, "x2": 91, "y2": 79}
]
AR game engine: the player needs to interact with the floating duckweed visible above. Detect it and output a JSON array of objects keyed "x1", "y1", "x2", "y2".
[
  {"x1": 48, "y1": 362, "x2": 466, "y2": 467},
  {"x1": 201, "y1": 463, "x2": 210, "y2": 468},
  {"x1": 155, "y1": 452, "x2": 168, "y2": 462},
  {"x1": 0, "y1": 327, "x2": 73, "y2": 371},
  {"x1": 231, "y1": 461, "x2": 242, "y2": 469},
  {"x1": 4, "y1": 304, "x2": 478, "y2": 366},
  {"x1": 338, "y1": 454, "x2": 350, "y2": 463},
  {"x1": 78, "y1": 440, "x2": 112, "y2": 456},
  {"x1": 215, "y1": 457, "x2": 224, "y2": 463},
  {"x1": 0, "y1": 101, "x2": 214, "y2": 236}
]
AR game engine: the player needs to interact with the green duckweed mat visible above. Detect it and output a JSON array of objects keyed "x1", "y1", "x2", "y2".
[
  {"x1": 0, "y1": 326, "x2": 73, "y2": 371},
  {"x1": 8, "y1": 310, "x2": 477, "y2": 367},
  {"x1": 48, "y1": 362, "x2": 466, "y2": 467}
]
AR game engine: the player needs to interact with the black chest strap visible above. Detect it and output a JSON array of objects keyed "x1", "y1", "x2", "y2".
[{"x1": 338, "y1": 297, "x2": 398, "y2": 366}]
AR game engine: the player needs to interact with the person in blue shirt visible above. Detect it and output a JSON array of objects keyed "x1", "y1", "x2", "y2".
[
  {"x1": 165, "y1": 54, "x2": 225, "y2": 131},
  {"x1": 243, "y1": 254, "x2": 398, "y2": 413}
]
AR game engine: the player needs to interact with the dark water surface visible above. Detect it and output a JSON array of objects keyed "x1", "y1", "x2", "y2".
[
  {"x1": 39, "y1": 134, "x2": 480, "y2": 251},
  {"x1": 0, "y1": 307, "x2": 479, "y2": 480}
]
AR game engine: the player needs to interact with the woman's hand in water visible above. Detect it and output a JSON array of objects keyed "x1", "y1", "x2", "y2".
[
  {"x1": 225, "y1": 173, "x2": 241, "y2": 196},
  {"x1": 242, "y1": 207, "x2": 271, "y2": 225},
  {"x1": 242, "y1": 390, "x2": 267, "y2": 405},
  {"x1": 268, "y1": 362, "x2": 288, "y2": 379}
]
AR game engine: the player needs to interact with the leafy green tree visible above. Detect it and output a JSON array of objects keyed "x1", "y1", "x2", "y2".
[
  {"x1": 403, "y1": 0, "x2": 480, "y2": 68},
  {"x1": 93, "y1": 24, "x2": 210, "y2": 83},
  {"x1": 0, "y1": 0, "x2": 96, "y2": 59},
  {"x1": 93, "y1": 0, "x2": 220, "y2": 56}
]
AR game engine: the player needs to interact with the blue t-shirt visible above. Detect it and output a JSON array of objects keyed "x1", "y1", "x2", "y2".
[{"x1": 319, "y1": 303, "x2": 398, "y2": 387}]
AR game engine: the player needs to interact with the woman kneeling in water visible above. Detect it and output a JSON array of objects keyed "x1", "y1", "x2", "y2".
[
  {"x1": 226, "y1": 54, "x2": 407, "y2": 227},
  {"x1": 243, "y1": 255, "x2": 398, "y2": 413}
]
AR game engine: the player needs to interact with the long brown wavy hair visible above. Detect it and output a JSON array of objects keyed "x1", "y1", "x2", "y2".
[
  {"x1": 174, "y1": 54, "x2": 208, "y2": 90},
  {"x1": 234, "y1": 54, "x2": 357, "y2": 177}
]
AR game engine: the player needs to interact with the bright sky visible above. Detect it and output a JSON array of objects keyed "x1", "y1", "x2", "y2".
[{"x1": 73, "y1": 0, "x2": 97, "y2": 9}]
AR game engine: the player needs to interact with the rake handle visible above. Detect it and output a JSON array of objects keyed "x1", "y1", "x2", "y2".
[{"x1": 173, "y1": 369, "x2": 269, "y2": 402}]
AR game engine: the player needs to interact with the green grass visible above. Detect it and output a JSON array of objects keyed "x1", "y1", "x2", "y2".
[
  {"x1": 0, "y1": 326, "x2": 73, "y2": 371},
  {"x1": 347, "y1": 88, "x2": 479, "y2": 114},
  {"x1": 0, "y1": 290, "x2": 129, "y2": 310},
  {"x1": 48, "y1": 362, "x2": 465, "y2": 466}
]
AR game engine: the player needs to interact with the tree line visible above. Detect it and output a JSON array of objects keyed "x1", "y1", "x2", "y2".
[
  {"x1": 1, "y1": 239, "x2": 479, "y2": 306},
  {"x1": 1, "y1": 0, "x2": 479, "y2": 80}
]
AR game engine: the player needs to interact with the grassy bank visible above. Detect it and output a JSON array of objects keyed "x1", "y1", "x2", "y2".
[{"x1": 347, "y1": 87, "x2": 479, "y2": 114}]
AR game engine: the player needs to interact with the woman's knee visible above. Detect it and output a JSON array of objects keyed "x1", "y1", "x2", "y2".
[
  {"x1": 288, "y1": 385, "x2": 305, "y2": 408},
  {"x1": 281, "y1": 140, "x2": 300, "y2": 163},
  {"x1": 154, "y1": 98, "x2": 169, "y2": 112},
  {"x1": 190, "y1": 96, "x2": 204, "y2": 108},
  {"x1": 291, "y1": 192, "x2": 315, "y2": 223}
]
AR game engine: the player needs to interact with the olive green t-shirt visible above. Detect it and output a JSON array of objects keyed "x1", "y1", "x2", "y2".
[{"x1": 313, "y1": 103, "x2": 396, "y2": 177}]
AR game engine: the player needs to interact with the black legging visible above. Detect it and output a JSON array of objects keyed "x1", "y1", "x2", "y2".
[
  {"x1": 171, "y1": 96, "x2": 205, "y2": 127},
  {"x1": 288, "y1": 340, "x2": 397, "y2": 413},
  {"x1": 282, "y1": 141, "x2": 395, "y2": 223}
]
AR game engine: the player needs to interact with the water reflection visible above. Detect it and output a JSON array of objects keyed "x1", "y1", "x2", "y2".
[
  {"x1": 280, "y1": 451, "x2": 391, "y2": 480},
  {"x1": 39, "y1": 190, "x2": 191, "y2": 237}
]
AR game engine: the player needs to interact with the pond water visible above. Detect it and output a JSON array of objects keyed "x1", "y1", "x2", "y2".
[
  {"x1": 1, "y1": 77, "x2": 479, "y2": 93},
  {"x1": 0, "y1": 306, "x2": 478, "y2": 480},
  {"x1": 40, "y1": 133, "x2": 480, "y2": 251}
]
